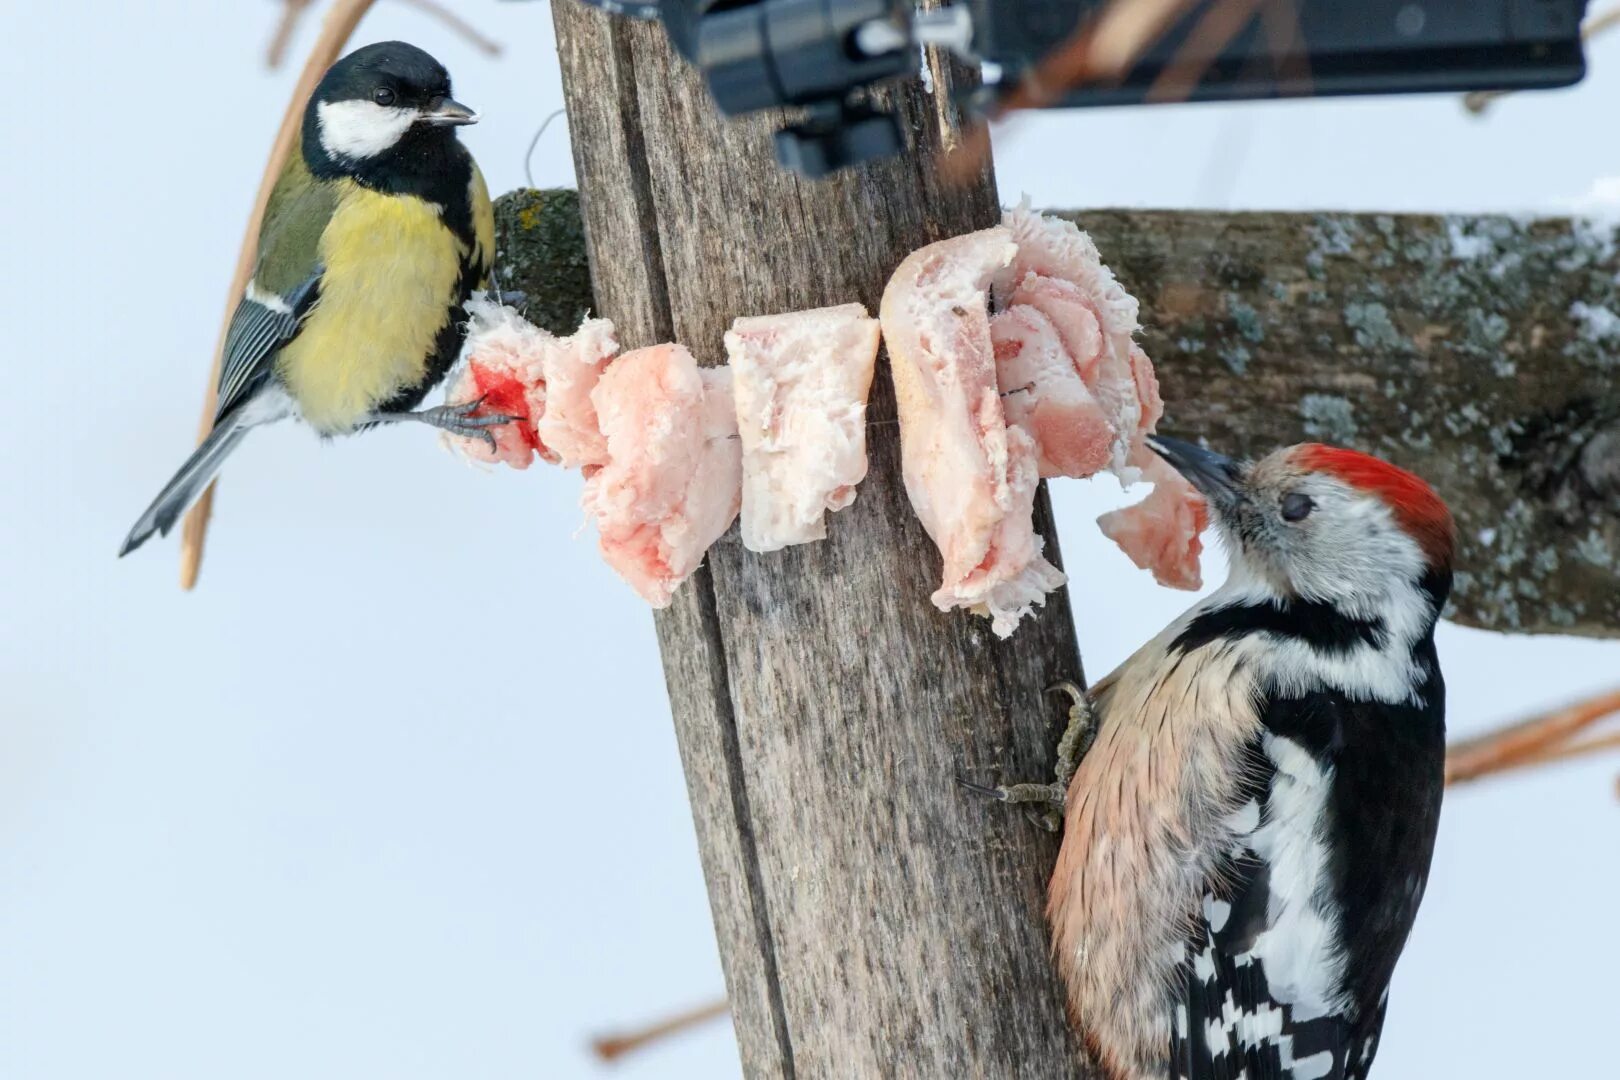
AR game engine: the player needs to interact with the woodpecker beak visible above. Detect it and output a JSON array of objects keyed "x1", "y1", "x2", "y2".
[
  {"x1": 423, "y1": 97, "x2": 479, "y2": 126},
  {"x1": 1147, "y1": 435, "x2": 1244, "y2": 514}
]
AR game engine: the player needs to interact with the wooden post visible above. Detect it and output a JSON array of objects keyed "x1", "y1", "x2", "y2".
[{"x1": 550, "y1": 6, "x2": 1092, "y2": 1076}]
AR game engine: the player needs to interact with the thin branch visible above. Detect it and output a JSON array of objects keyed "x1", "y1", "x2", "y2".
[
  {"x1": 1444, "y1": 689, "x2": 1620, "y2": 786},
  {"x1": 590, "y1": 998, "x2": 730, "y2": 1062},
  {"x1": 266, "y1": 0, "x2": 318, "y2": 69},
  {"x1": 179, "y1": 0, "x2": 380, "y2": 590},
  {"x1": 267, "y1": 0, "x2": 501, "y2": 70},
  {"x1": 1517, "y1": 728, "x2": 1620, "y2": 769},
  {"x1": 390, "y1": 0, "x2": 502, "y2": 57},
  {"x1": 944, "y1": 0, "x2": 1275, "y2": 183},
  {"x1": 1464, "y1": 4, "x2": 1620, "y2": 115},
  {"x1": 1146, "y1": 0, "x2": 1268, "y2": 103}
]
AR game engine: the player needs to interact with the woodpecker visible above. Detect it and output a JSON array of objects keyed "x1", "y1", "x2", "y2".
[{"x1": 975, "y1": 437, "x2": 1454, "y2": 1080}]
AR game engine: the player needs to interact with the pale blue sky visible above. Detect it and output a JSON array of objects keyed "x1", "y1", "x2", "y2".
[{"x1": 2, "y1": 3, "x2": 1616, "y2": 1078}]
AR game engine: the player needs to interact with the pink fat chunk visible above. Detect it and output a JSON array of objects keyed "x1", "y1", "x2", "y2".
[
  {"x1": 535, "y1": 317, "x2": 619, "y2": 470},
  {"x1": 881, "y1": 225, "x2": 1066, "y2": 638},
  {"x1": 725, "y1": 303, "x2": 881, "y2": 552},
  {"x1": 1097, "y1": 450, "x2": 1210, "y2": 591},
  {"x1": 441, "y1": 299, "x2": 622, "y2": 471},
  {"x1": 991, "y1": 303, "x2": 1114, "y2": 480},
  {"x1": 992, "y1": 207, "x2": 1206, "y2": 591},
  {"x1": 583, "y1": 344, "x2": 741, "y2": 608},
  {"x1": 440, "y1": 297, "x2": 553, "y2": 469}
]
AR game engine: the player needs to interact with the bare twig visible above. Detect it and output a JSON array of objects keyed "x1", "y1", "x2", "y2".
[
  {"x1": 391, "y1": 0, "x2": 502, "y2": 57},
  {"x1": 267, "y1": 0, "x2": 501, "y2": 70},
  {"x1": 267, "y1": 0, "x2": 318, "y2": 69},
  {"x1": 1445, "y1": 689, "x2": 1620, "y2": 786},
  {"x1": 1146, "y1": 0, "x2": 1267, "y2": 103},
  {"x1": 944, "y1": 0, "x2": 1275, "y2": 183},
  {"x1": 1464, "y1": 5, "x2": 1620, "y2": 115},
  {"x1": 591, "y1": 998, "x2": 730, "y2": 1062},
  {"x1": 180, "y1": 0, "x2": 380, "y2": 589}
]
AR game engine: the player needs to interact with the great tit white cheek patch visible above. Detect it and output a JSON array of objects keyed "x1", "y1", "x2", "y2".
[{"x1": 316, "y1": 100, "x2": 417, "y2": 160}]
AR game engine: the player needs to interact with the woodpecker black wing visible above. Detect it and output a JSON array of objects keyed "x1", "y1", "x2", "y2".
[
  {"x1": 1172, "y1": 666, "x2": 1445, "y2": 1080},
  {"x1": 214, "y1": 153, "x2": 337, "y2": 421}
]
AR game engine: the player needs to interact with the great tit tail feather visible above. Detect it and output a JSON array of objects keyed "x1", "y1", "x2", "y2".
[{"x1": 119, "y1": 418, "x2": 252, "y2": 558}]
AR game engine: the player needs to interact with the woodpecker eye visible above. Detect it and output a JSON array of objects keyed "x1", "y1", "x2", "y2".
[
  {"x1": 1281, "y1": 493, "x2": 1315, "y2": 522},
  {"x1": 373, "y1": 87, "x2": 397, "y2": 106}
]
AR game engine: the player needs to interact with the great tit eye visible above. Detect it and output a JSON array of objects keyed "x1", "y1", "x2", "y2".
[
  {"x1": 1281, "y1": 493, "x2": 1315, "y2": 522},
  {"x1": 373, "y1": 87, "x2": 397, "y2": 106}
]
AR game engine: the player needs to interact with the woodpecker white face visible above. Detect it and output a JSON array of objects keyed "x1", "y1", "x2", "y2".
[{"x1": 1147, "y1": 436, "x2": 1455, "y2": 614}]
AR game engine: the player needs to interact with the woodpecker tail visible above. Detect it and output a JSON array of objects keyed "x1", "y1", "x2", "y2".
[{"x1": 119, "y1": 415, "x2": 251, "y2": 557}]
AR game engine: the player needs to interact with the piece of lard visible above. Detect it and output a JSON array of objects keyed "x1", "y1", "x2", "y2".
[
  {"x1": 725, "y1": 303, "x2": 880, "y2": 552},
  {"x1": 881, "y1": 225, "x2": 1066, "y2": 638},
  {"x1": 582, "y1": 345, "x2": 741, "y2": 607}
]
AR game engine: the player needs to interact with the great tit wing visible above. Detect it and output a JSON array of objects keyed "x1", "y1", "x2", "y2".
[
  {"x1": 214, "y1": 278, "x2": 319, "y2": 421},
  {"x1": 467, "y1": 159, "x2": 496, "y2": 291},
  {"x1": 214, "y1": 155, "x2": 337, "y2": 422}
]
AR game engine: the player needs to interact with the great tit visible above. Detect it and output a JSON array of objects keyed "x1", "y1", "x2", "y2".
[{"x1": 121, "y1": 41, "x2": 504, "y2": 557}]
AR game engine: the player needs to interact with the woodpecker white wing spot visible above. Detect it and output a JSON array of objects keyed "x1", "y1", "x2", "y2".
[
  {"x1": 1203, "y1": 896, "x2": 1232, "y2": 934},
  {"x1": 1239, "y1": 735, "x2": 1349, "y2": 1022}
]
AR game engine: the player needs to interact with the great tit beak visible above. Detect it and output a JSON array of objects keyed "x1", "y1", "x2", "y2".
[
  {"x1": 423, "y1": 97, "x2": 479, "y2": 126},
  {"x1": 1147, "y1": 435, "x2": 1244, "y2": 515}
]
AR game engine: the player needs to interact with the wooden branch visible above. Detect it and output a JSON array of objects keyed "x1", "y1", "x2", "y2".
[
  {"x1": 1445, "y1": 689, "x2": 1620, "y2": 785},
  {"x1": 495, "y1": 196, "x2": 1620, "y2": 638},
  {"x1": 266, "y1": 0, "x2": 318, "y2": 69},
  {"x1": 389, "y1": 0, "x2": 502, "y2": 57},
  {"x1": 266, "y1": 0, "x2": 501, "y2": 71},
  {"x1": 591, "y1": 998, "x2": 731, "y2": 1062},
  {"x1": 550, "y1": 4, "x2": 1092, "y2": 1075},
  {"x1": 180, "y1": 0, "x2": 378, "y2": 589}
]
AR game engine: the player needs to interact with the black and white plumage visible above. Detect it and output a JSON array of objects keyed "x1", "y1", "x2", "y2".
[{"x1": 1040, "y1": 438, "x2": 1454, "y2": 1080}]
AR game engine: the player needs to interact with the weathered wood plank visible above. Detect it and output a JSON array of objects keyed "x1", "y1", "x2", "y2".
[
  {"x1": 550, "y1": 5, "x2": 1091, "y2": 1077},
  {"x1": 498, "y1": 194, "x2": 1620, "y2": 638}
]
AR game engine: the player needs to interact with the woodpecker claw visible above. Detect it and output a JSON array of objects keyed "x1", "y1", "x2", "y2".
[{"x1": 955, "y1": 774, "x2": 1007, "y2": 800}]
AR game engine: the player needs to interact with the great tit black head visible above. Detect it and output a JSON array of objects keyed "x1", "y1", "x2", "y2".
[{"x1": 303, "y1": 41, "x2": 478, "y2": 179}]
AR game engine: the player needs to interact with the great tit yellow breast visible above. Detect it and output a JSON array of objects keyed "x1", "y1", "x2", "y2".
[{"x1": 276, "y1": 178, "x2": 467, "y2": 434}]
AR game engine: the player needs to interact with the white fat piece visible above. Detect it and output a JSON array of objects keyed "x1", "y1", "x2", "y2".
[{"x1": 317, "y1": 99, "x2": 416, "y2": 160}]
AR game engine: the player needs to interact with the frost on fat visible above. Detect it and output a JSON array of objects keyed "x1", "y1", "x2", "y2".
[
  {"x1": 582, "y1": 345, "x2": 742, "y2": 607},
  {"x1": 881, "y1": 225, "x2": 1066, "y2": 638},
  {"x1": 440, "y1": 297, "x2": 621, "y2": 471},
  {"x1": 726, "y1": 303, "x2": 880, "y2": 552},
  {"x1": 440, "y1": 296, "x2": 555, "y2": 469}
]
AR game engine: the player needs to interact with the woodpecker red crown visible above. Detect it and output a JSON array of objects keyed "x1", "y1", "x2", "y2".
[{"x1": 1294, "y1": 444, "x2": 1455, "y2": 568}]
